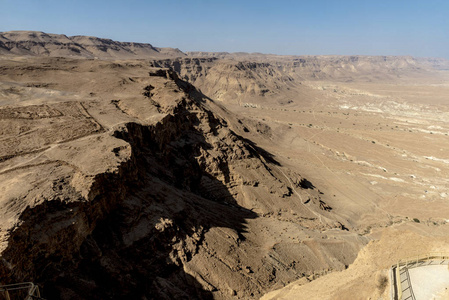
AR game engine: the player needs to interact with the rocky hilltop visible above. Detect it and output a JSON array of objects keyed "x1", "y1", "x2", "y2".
[
  {"x1": 0, "y1": 31, "x2": 185, "y2": 59},
  {"x1": 0, "y1": 56, "x2": 366, "y2": 299}
]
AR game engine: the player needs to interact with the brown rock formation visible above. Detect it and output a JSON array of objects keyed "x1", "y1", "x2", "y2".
[{"x1": 0, "y1": 57, "x2": 365, "y2": 299}]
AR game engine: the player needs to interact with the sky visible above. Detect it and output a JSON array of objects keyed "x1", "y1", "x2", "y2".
[{"x1": 1, "y1": 0, "x2": 448, "y2": 58}]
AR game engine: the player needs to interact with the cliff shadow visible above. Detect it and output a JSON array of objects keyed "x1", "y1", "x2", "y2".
[{"x1": 41, "y1": 104, "x2": 261, "y2": 299}]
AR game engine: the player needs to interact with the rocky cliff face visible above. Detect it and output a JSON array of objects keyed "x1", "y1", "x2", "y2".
[
  {"x1": 150, "y1": 58, "x2": 298, "y2": 104},
  {"x1": 149, "y1": 55, "x2": 448, "y2": 106},
  {"x1": 0, "y1": 57, "x2": 367, "y2": 299}
]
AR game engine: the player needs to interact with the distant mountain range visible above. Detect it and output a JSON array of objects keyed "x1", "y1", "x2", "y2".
[
  {"x1": 1, "y1": 31, "x2": 448, "y2": 73},
  {"x1": 0, "y1": 31, "x2": 186, "y2": 59}
]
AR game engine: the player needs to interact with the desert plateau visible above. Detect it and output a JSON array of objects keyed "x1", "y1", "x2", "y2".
[{"x1": 0, "y1": 30, "x2": 449, "y2": 299}]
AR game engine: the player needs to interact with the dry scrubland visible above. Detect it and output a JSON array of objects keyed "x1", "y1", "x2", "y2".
[{"x1": 0, "y1": 31, "x2": 449, "y2": 299}]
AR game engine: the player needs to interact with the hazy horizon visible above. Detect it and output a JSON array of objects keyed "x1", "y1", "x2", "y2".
[{"x1": 2, "y1": 0, "x2": 448, "y2": 59}]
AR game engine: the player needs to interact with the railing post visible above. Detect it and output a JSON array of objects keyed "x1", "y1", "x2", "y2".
[
  {"x1": 396, "y1": 262, "x2": 402, "y2": 300},
  {"x1": 25, "y1": 283, "x2": 36, "y2": 300}
]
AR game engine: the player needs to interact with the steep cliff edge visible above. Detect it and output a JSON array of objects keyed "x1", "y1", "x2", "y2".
[
  {"x1": 0, "y1": 58, "x2": 367, "y2": 299},
  {"x1": 150, "y1": 55, "x2": 449, "y2": 105}
]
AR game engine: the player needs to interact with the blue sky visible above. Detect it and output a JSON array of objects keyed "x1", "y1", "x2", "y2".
[{"x1": 1, "y1": 0, "x2": 448, "y2": 58}]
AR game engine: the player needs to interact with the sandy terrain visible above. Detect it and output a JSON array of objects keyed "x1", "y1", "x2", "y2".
[{"x1": 261, "y1": 228, "x2": 449, "y2": 300}]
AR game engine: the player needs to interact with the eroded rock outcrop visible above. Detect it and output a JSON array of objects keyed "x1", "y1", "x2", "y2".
[
  {"x1": 0, "y1": 58, "x2": 367, "y2": 299},
  {"x1": 149, "y1": 55, "x2": 448, "y2": 106}
]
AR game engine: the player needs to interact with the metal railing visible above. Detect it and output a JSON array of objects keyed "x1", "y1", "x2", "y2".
[
  {"x1": 396, "y1": 252, "x2": 449, "y2": 269},
  {"x1": 393, "y1": 253, "x2": 449, "y2": 300},
  {"x1": 400, "y1": 267, "x2": 415, "y2": 300},
  {"x1": 394, "y1": 264, "x2": 402, "y2": 300},
  {"x1": 0, "y1": 282, "x2": 44, "y2": 300}
]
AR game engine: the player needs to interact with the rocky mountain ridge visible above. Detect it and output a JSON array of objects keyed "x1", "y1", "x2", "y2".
[
  {"x1": 0, "y1": 31, "x2": 186, "y2": 59},
  {"x1": 149, "y1": 54, "x2": 448, "y2": 105},
  {"x1": 0, "y1": 57, "x2": 367, "y2": 299}
]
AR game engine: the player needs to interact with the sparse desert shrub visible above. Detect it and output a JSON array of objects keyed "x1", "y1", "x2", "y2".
[
  {"x1": 376, "y1": 274, "x2": 388, "y2": 292},
  {"x1": 413, "y1": 218, "x2": 420, "y2": 223}
]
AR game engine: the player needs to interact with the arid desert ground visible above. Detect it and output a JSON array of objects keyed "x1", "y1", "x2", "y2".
[{"x1": 0, "y1": 31, "x2": 449, "y2": 299}]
